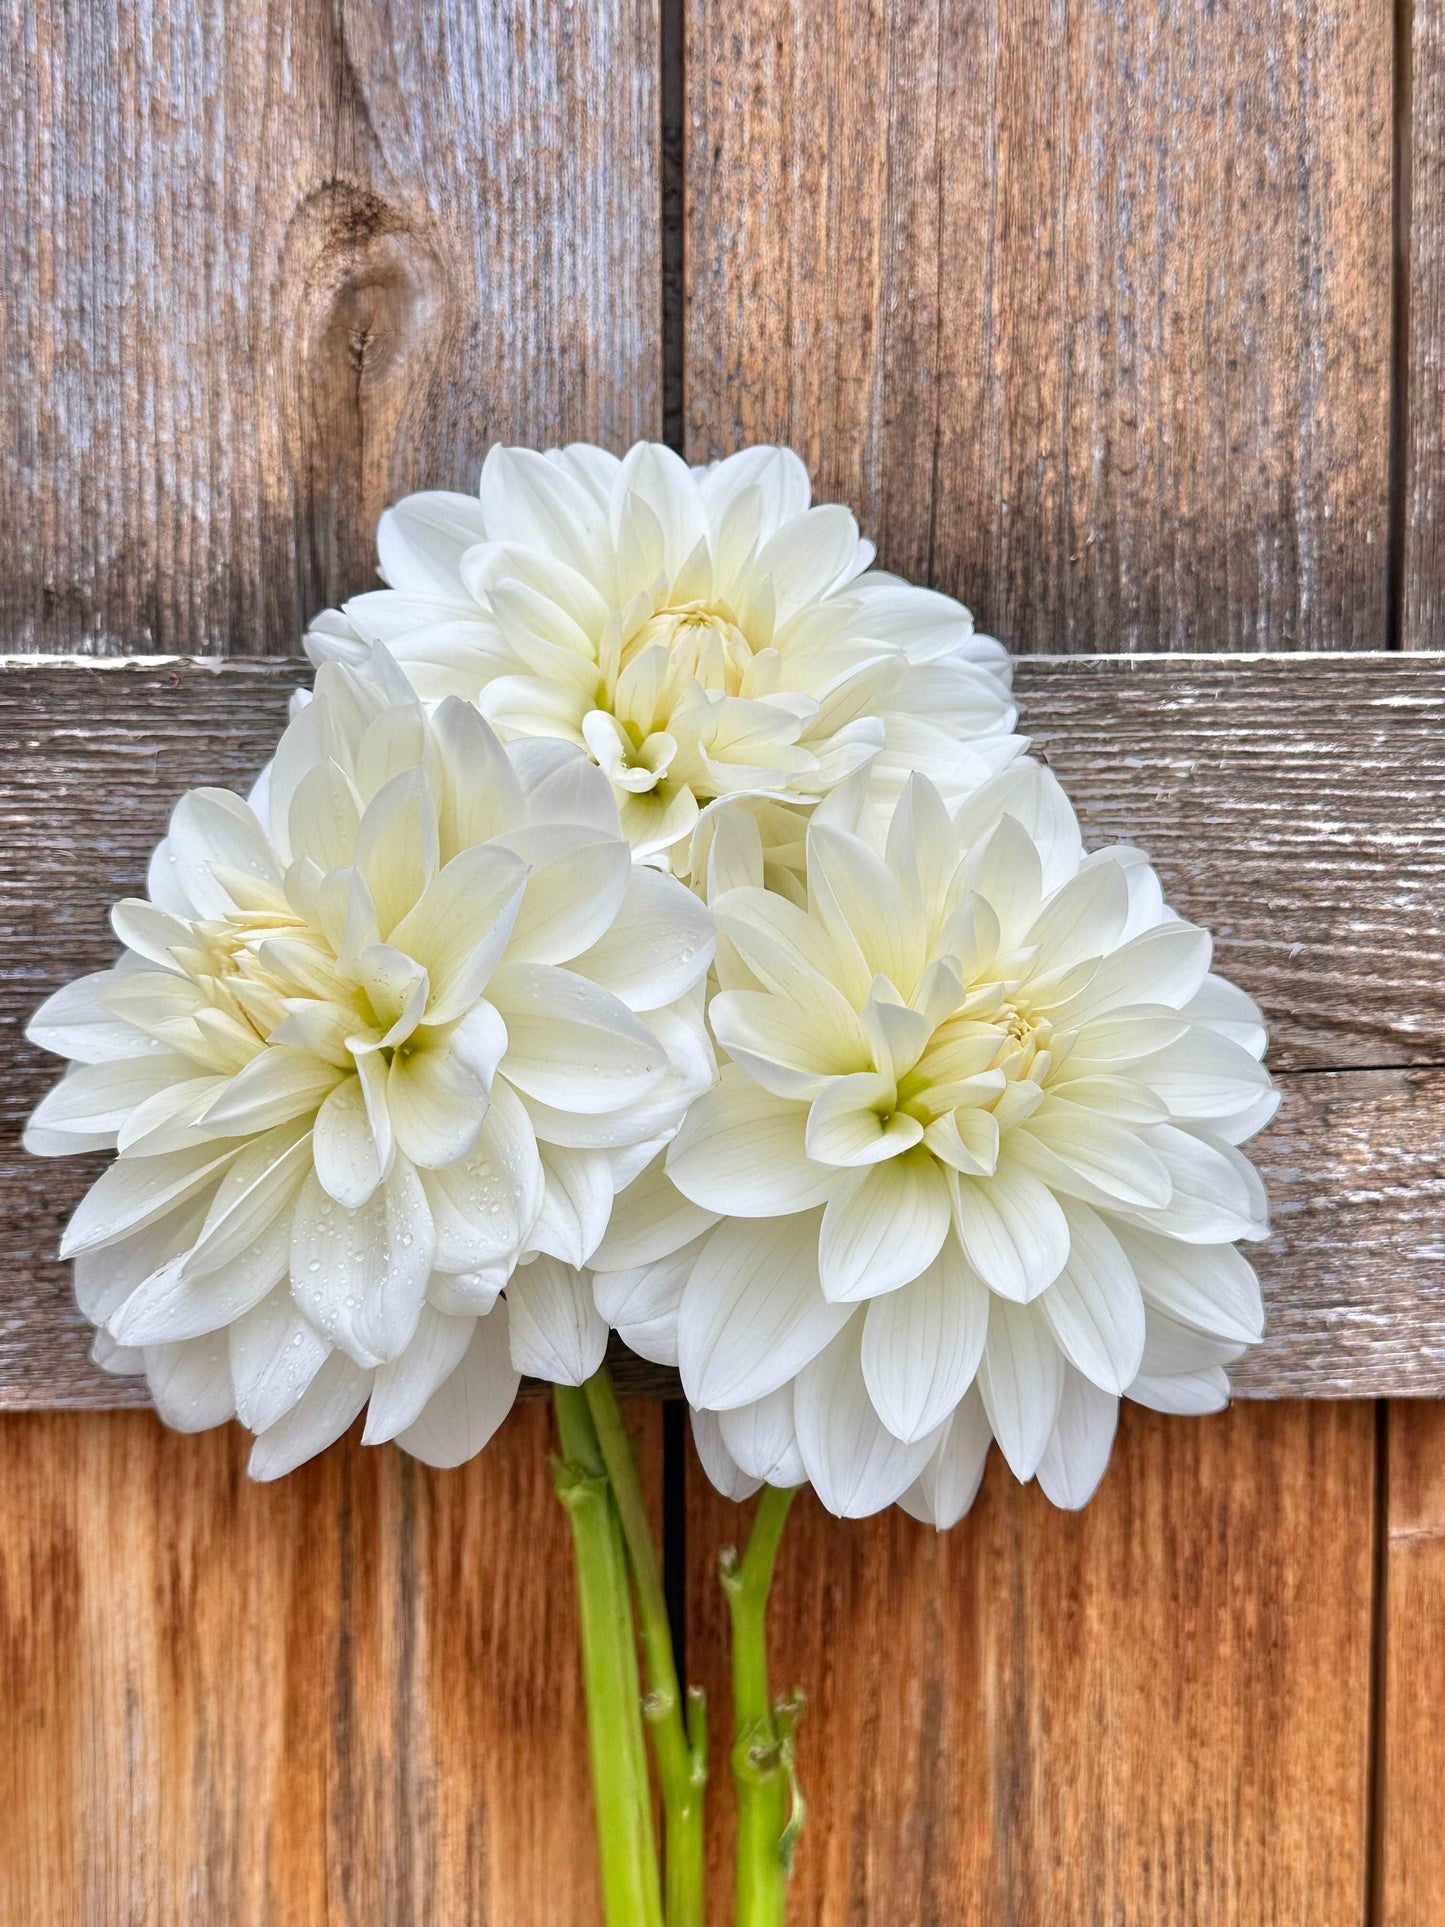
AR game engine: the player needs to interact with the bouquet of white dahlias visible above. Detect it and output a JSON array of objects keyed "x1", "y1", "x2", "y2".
[{"x1": 26, "y1": 444, "x2": 1272, "y2": 1926}]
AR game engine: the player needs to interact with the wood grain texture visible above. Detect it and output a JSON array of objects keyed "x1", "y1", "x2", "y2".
[
  {"x1": 1378, "y1": 1401, "x2": 1445, "y2": 1923},
  {"x1": 1405, "y1": 0, "x2": 1445, "y2": 650},
  {"x1": 3, "y1": 655, "x2": 1445, "y2": 1403},
  {"x1": 0, "y1": 1401, "x2": 661, "y2": 1925},
  {"x1": 686, "y1": 0, "x2": 1393, "y2": 655},
  {"x1": 687, "y1": 1401, "x2": 1375, "y2": 1925},
  {"x1": 0, "y1": 0, "x2": 658, "y2": 656}
]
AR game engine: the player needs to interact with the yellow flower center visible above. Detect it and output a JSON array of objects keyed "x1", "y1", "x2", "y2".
[{"x1": 616, "y1": 600, "x2": 756, "y2": 699}]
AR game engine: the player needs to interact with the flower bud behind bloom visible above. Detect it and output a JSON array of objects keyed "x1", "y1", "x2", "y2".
[{"x1": 26, "y1": 653, "x2": 715, "y2": 1478}]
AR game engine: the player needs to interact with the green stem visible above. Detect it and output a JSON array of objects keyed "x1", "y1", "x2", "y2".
[
  {"x1": 585, "y1": 1367, "x2": 708, "y2": 1927},
  {"x1": 554, "y1": 1384, "x2": 665, "y2": 1927},
  {"x1": 722, "y1": 1486, "x2": 802, "y2": 1927}
]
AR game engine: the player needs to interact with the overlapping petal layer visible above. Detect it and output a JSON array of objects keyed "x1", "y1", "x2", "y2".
[
  {"x1": 587, "y1": 759, "x2": 1274, "y2": 1520},
  {"x1": 27, "y1": 656, "x2": 714, "y2": 1476},
  {"x1": 307, "y1": 442, "x2": 1022, "y2": 869}
]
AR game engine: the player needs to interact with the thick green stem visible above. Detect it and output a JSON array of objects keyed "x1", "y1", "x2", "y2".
[
  {"x1": 585, "y1": 1368, "x2": 707, "y2": 1927},
  {"x1": 553, "y1": 1384, "x2": 665, "y2": 1927},
  {"x1": 722, "y1": 1486, "x2": 802, "y2": 1927}
]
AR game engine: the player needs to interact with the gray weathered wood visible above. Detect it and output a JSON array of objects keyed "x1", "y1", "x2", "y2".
[
  {"x1": 1406, "y1": 0, "x2": 1445, "y2": 651},
  {"x1": 0, "y1": 0, "x2": 658, "y2": 656},
  {"x1": 686, "y1": 0, "x2": 1393, "y2": 656},
  {"x1": 2, "y1": 652, "x2": 1443, "y2": 1403}
]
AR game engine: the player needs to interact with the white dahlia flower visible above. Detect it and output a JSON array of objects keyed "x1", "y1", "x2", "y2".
[
  {"x1": 25, "y1": 655, "x2": 714, "y2": 1478},
  {"x1": 306, "y1": 441, "x2": 1020, "y2": 868},
  {"x1": 587, "y1": 760, "x2": 1275, "y2": 1521}
]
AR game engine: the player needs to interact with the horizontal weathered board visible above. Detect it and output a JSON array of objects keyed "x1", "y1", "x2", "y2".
[{"x1": 1, "y1": 652, "x2": 1443, "y2": 1403}]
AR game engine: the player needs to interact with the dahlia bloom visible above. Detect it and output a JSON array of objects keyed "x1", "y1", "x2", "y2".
[
  {"x1": 307, "y1": 441, "x2": 1020, "y2": 868},
  {"x1": 25, "y1": 655, "x2": 714, "y2": 1478},
  {"x1": 589, "y1": 760, "x2": 1275, "y2": 1521}
]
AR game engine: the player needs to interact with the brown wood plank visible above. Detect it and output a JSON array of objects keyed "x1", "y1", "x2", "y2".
[
  {"x1": 0, "y1": 0, "x2": 658, "y2": 656},
  {"x1": 687, "y1": 1401, "x2": 1375, "y2": 1924},
  {"x1": 3, "y1": 655, "x2": 1444, "y2": 1402},
  {"x1": 1377, "y1": 1400, "x2": 1445, "y2": 1923},
  {"x1": 1405, "y1": 0, "x2": 1445, "y2": 650},
  {"x1": 686, "y1": 0, "x2": 1393, "y2": 655},
  {"x1": 0, "y1": 1401, "x2": 661, "y2": 1924}
]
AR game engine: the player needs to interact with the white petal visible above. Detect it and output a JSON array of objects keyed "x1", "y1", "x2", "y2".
[
  {"x1": 794, "y1": 1322, "x2": 944, "y2": 1518},
  {"x1": 1115, "y1": 1224, "x2": 1264, "y2": 1343},
  {"x1": 528, "y1": 1145, "x2": 615, "y2": 1267},
  {"x1": 362, "y1": 1304, "x2": 477, "y2": 1443},
  {"x1": 593, "y1": 1238, "x2": 702, "y2": 1366},
  {"x1": 432, "y1": 698, "x2": 529, "y2": 853},
  {"x1": 494, "y1": 823, "x2": 632, "y2": 966},
  {"x1": 590, "y1": 1155, "x2": 720, "y2": 1270},
  {"x1": 718, "y1": 1386, "x2": 807, "y2": 1486},
  {"x1": 428, "y1": 1265, "x2": 509, "y2": 1317},
  {"x1": 488, "y1": 962, "x2": 667, "y2": 1113},
  {"x1": 183, "y1": 1123, "x2": 312, "y2": 1276},
  {"x1": 1024, "y1": 856, "x2": 1131, "y2": 976},
  {"x1": 1139, "y1": 1303, "x2": 1247, "y2": 1376},
  {"x1": 60, "y1": 1142, "x2": 239, "y2": 1259},
  {"x1": 395, "y1": 1305, "x2": 521, "y2": 1466},
  {"x1": 949, "y1": 1163, "x2": 1070, "y2": 1302},
  {"x1": 144, "y1": 1333, "x2": 237, "y2": 1433},
  {"x1": 386, "y1": 1036, "x2": 488, "y2": 1169},
  {"x1": 689, "y1": 1406, "x2": 763, "y2": 1502},
  {"x1": 1050, "y1": 921, "x2": 1212, "y2": 1025},
  {"x1": 1126, "y1": 1126, "x2": 1268, "y2": 1243},
  {"x1": 375, "y1": 489, "x2": 488, "y2": 597},
  {"x1": 977, "y1": 1298, "x2": 1065, "y2": 1482},
  {"x1": 805, "y1": 1073, "x2": 923, "y2": 1166},
  {"x1": 506, "y1": 1256, "x2": 609, "y2": 1385},
  {"x1": 678, "y1": 1211, "x2": 849, "y2": 1410},
  {"x1": 248, "y1": 1351, "x2": 372, "y2": 1479},
  {"x1": 666, "y1": 1066, "x2": 835, "y2": 1216},
  {"x1": 421, "y1": 1079, "x2": 543, "y2": 1271},
  {"x1": 200, "y1": 1047, "x2": 341, "y2": 1137},
  {"x1": 355, "y1": 768, "x2": 439, "y2": 938},
  {"x1": 313, "y1": 1074, "x2": 387, "y2": 1208},
  {"x1": 1014, "y1": 1104, "x2": 1173, "y2": 1211},
  {"x1": 109, "y1": 1234, "x2": 280, "y2": 1346},
  {"x1": 27, "y1": 969, "x2": 155, "y2": 1063},
  {"x1": 73, "y1": 1197, "x2": 209, "y2": 1324},
  {"x1": 165, "y1": 788, "x2": 281, "y2": 919},
  {"x1": 509, "y1": 736, "x2": 623, "y2": 837},
  {"x1": 388, "y1": 842, "x2": 528, "y2": 1024},
  {"x1": 1127, "y1": 1365, "x2": 1231, "y2": 1415},
  {"x1": 1134, "y1": 1028, "x2": 1274, "y2": 1122},
  {"x1": 230, "y1": 1286, "x2": 330, "y2": 1433},
  {"x1": 568, "y1": 864, "x2": 716, "y2": 1010},
  {"x1": 1035, "y1": 1367, "x2": 1119, "y2": 1509},
  {"x1": 818, "y1": 1153, "x2": 952, "y2": 1302},
  {"x1": 806, "y1": 823, "x2": 925, "y2": 994},
  {"x1": 290, "y1": 1158, "x2": 436, "y2": 1366},
  {"x1": 898, "y1": 1387, "x2": 994, "y2": 1528},
  {"x1": 25, "y1": 1054, "x2": 198, "y2": 1147},
  {"x1": 861, "y1": 1240, "x2": 989, "y2": 1441},
  {"x1": 1037, "y1": 1200, "x2": 1146, "y2": 1394}
]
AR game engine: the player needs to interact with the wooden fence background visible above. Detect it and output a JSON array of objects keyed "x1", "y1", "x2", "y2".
[{"x1": 1, "y1": 0, "x2": 1443, "y2": 1920}]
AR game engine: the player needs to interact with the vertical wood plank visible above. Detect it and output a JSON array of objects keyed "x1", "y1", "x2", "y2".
[
  {"x1": 0, "y1": 1404, "x2": 662, "y2": 1924},
  {"x1": 0, "y1": 0, "x2": 659, "y2": 655},
  {"x1": 1378, "y1": 1401, "x2": 1445, "y2": 1921},
  {"x1": 686, "y1": 0, "x2": 1393, "y2": 652},
  {"x1": 687, "y1": 1404, "x2": 1376, "y2": 1924},
  {"x1": 1404, "y1": 0, "x2": 1445, "y2": 648},
  {"x1": 0, "y1": 4, "x2": 662, "y2": 1915}
]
